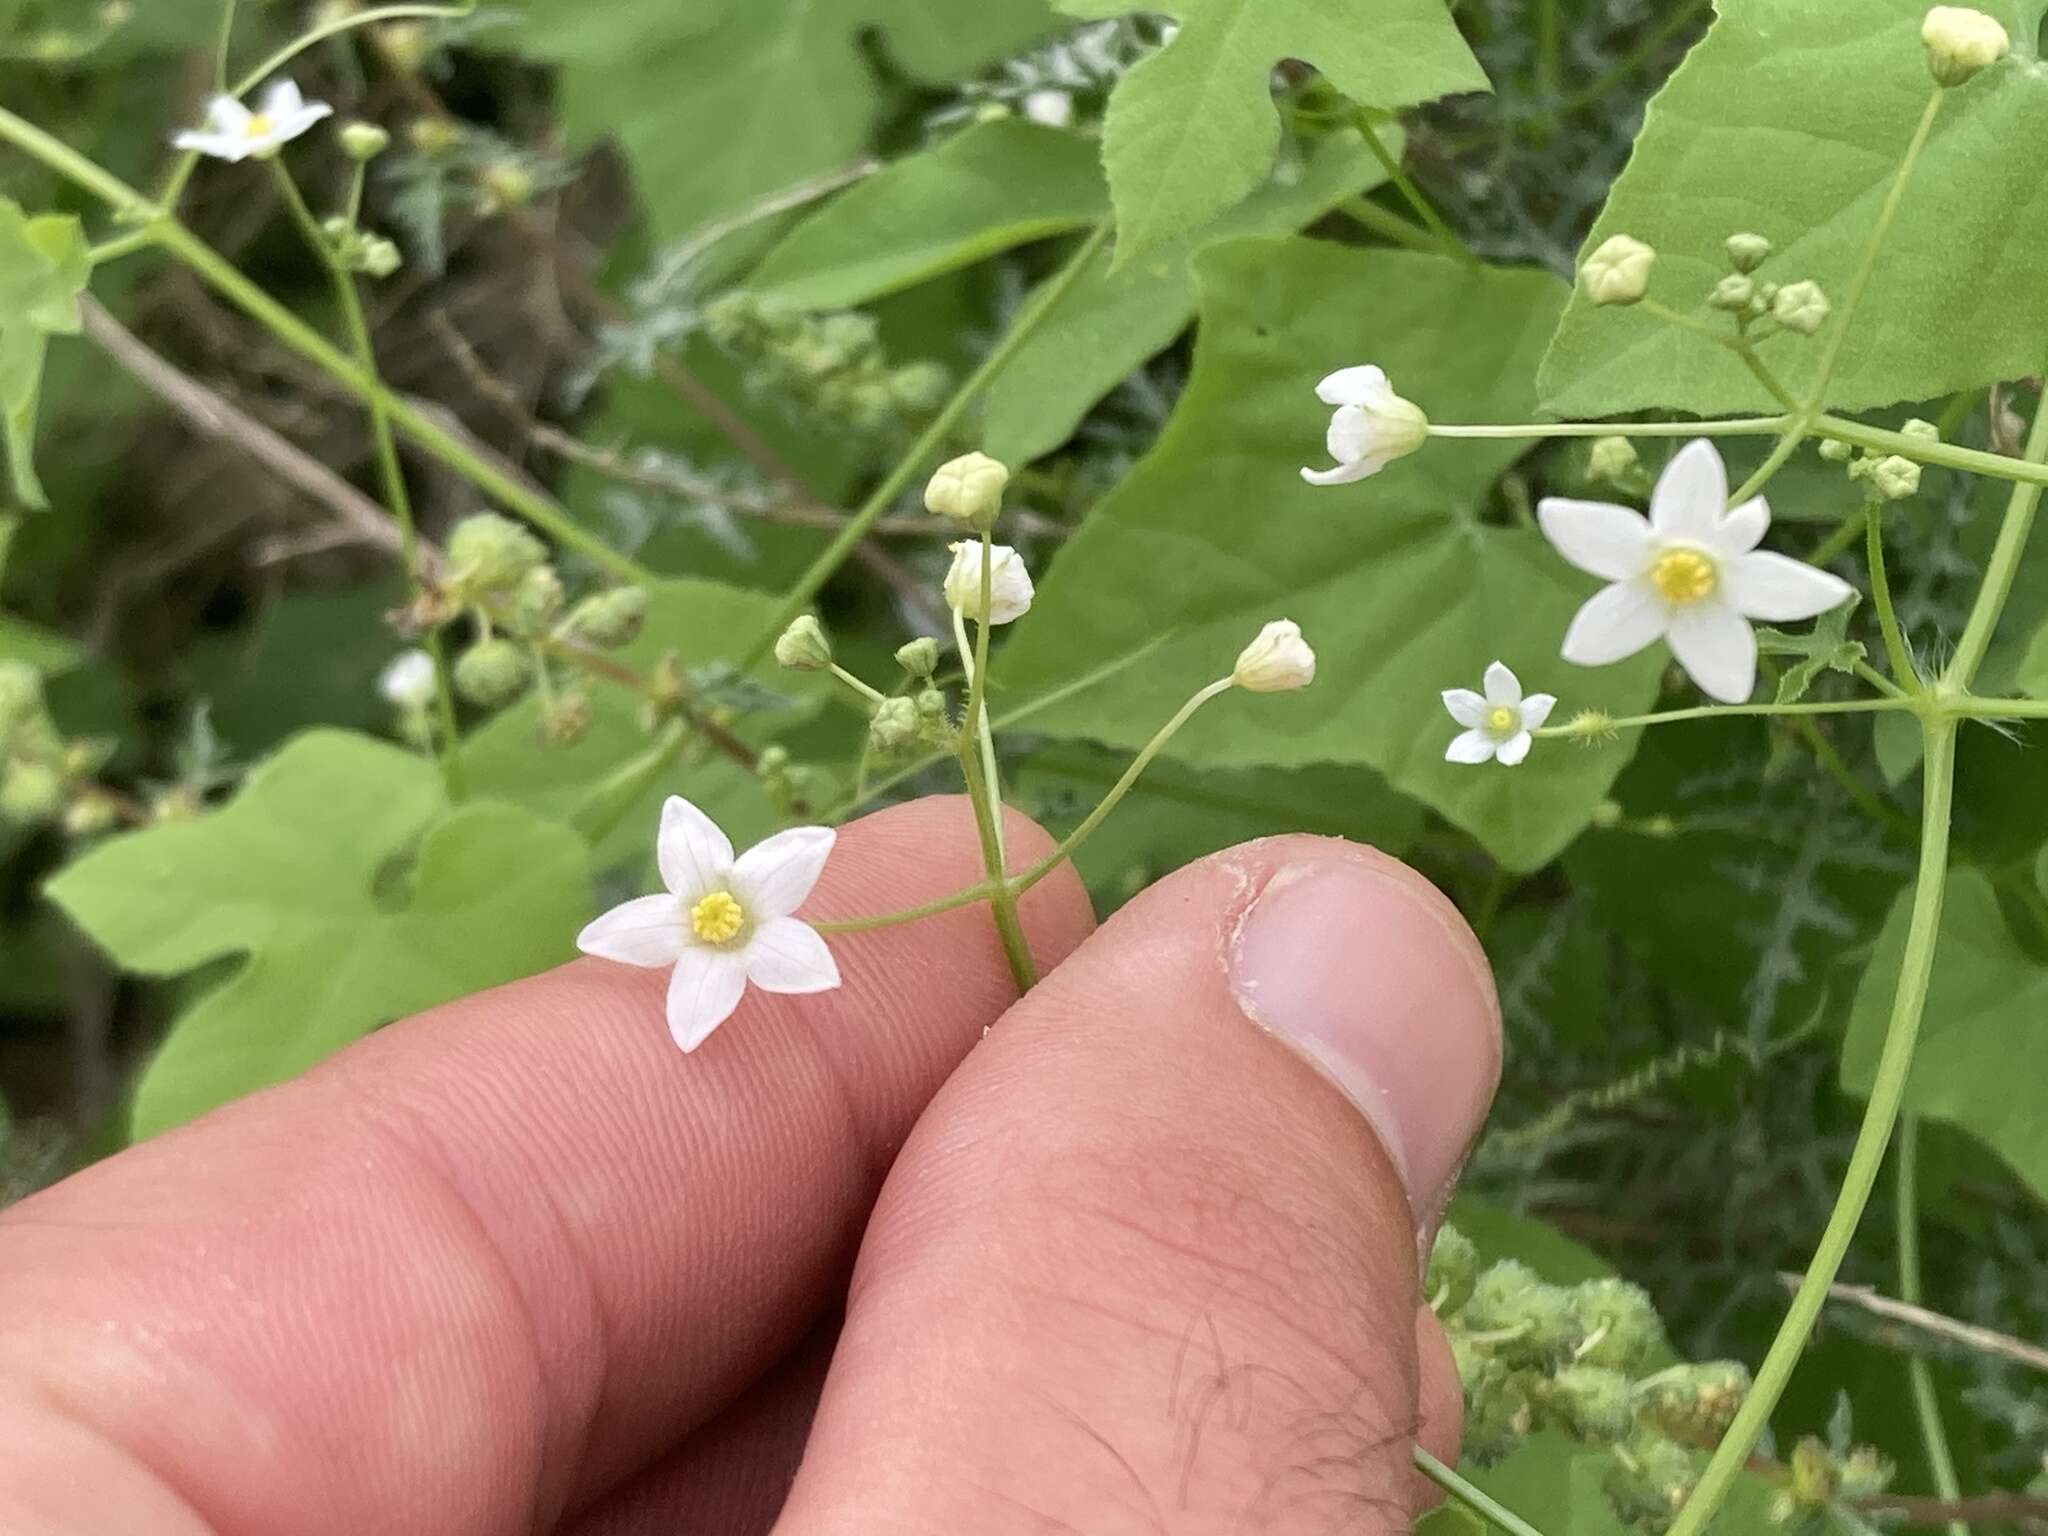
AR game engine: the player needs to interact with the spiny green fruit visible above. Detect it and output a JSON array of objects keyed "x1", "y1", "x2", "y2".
[
  {"x1": 1548, "y1": 1363, "x2": 1634, "y2": 1442},
  {"x1": 509, "y1": 565, "x2": 565, "y2": 635},
  {"x1": 1569, "y1": 1278, "x2": 1666, "y2": 1374},
  {"x1": 1464, "y1": 1261, "x2": 1579, "y2": 1369},
  {"x1": 1633, "y1": 1360, "x2": 1750, "y2": 1442},
  {"x1": 1425, "y1": 1225, "x2": 1480, "y2": 1315},
  {"x1": 446, "y1": 513, "x2": 546, "y2": 598},
  {"x1": 453, "y1": 638, "x2": 534, "y2": 706},
  {"x1": 1602, "y1": 1435, "x2": 1698, "y2": 1531}
]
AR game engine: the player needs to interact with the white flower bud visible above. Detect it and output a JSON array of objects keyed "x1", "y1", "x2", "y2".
[
  {"x1": 1922, "y1": 6, "x2": 2008, "y2": 86},
  {"x1": 867, "y1": 695, "x2": 920, "y2": 750},
  {"x1": 1901, "y1": 417, "x2": 1941, "y2": 445},
  {"x1": 1581, "y1": 235, "x2": 1655, "y2": 306},
  {"x1": 1708, "y1": 274, "x2": 1754, "y2": 312},
  {"x1": 1725, "y1": 231, "x2": 1772, "y2": 273},
  {"x1": 1772, "y1": 280, "x2": 1831, "y2": 335},
  {"x1": 943, "y1": 541, "x2": 1034, "y2": 625},
  {"x1": 1819, "y1": 437, "x2": 1855, "y2": 463},
  {"x1": 1022, "y1": 89, "x2": 1074, "y2": 128},
  {"x1": 895, "y1": 637, "x2": 939, "y2": 677},
  {"x1": 924, "y1": 452, "x2": 1010, "y2": 531},
  {"x1": 1233, "y1": 619, "x2": 1316, "y2": 693},
  {"x1": 1588, "y1": 435, "x2": 1640, "y2": 483},
  {"x1": 773, "y1": 615, "x2": 833, "y2": 672},
  {"x1": 378, "y1": 649, "x2": 437, "y2": 710},
  {"x1": 1872, "y1": 455, "x2": 1922, "y2": 501}
]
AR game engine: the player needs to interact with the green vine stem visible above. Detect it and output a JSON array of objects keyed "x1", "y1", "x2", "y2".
[
  {"x1": 1413, "y1": 1446, "x2": 1549, "y2": 1536},
  {"x1": 955, "y1": 534, "x2": 1034, "y2": 991},
  {"x1": 1866, "y1": 504, "x2": 1919, "y2": 690},
  {"x1": 1945, "y1": 377, "x2": 2048, "y2": 689},
  {"x1": 1897, "y1": 1117, "x2": 1969, "y2": 1536}
]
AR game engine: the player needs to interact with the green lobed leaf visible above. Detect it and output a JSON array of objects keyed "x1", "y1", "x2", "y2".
[
  {"x1": 1842, "y1": 867, "x2": 2048, "y2": 1201},
  {"x1": 995, "y1": 238, "x2": 1662, "y2": 872},
  {"x1": 748, "y1": 120, "x2": 1108, "y2": 308},
  {"x1": 46, "y1": 730, "x2": 590, "y2": 1139},
  {"x1": 0, "y1": 197, "x2": 89, "y2": 509},
  {"x1": 508, "y1": 0, "x2": 1062, "y2": 241},
  {"x1": 984, "y1": 128, "x2": 1391, "y2": 463},
  {"x1": 1058, "y1": 0, "x2": 1485, "y2": 261},
  {"x1": 1757, "y1": 594, "x2": 1864, "y2": 705},
  {"x1": 1539, "y1": 0, "x2": 2048, "y2": 419}
]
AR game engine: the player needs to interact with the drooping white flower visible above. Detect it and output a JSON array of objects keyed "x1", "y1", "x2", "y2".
[
  {"x1": 1301, "y1": 365, "x2": 1429, "y2": 486},
  {"x1": 1022, "y1": 89, "x2": 1075, "y2": 127},
  {"x1": 1539, "y1": 439, "x2": 1853, "y2": 704},
  {"x1": 943, "y1": 540, "x2": 1034, "y2": 624},
  {"x1": 1442, "y1": 661, "x2": 1555, "y2": 767},
  {"x1": 577, "y1": 796, "x2": 841, "y2": 1052},
  {"x1": 1233, "y1": 619, "x2": 1316, "y2": 692},
  {"x1": 378, "y1": 649, "x2": 437, "y2": 710},
  {"x1": 173, "y1": 79, "x2": 332, "y2": 162}
]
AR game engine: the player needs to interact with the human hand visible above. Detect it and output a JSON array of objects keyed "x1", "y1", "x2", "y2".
[{"x1": 0, "y1": 796, "x2": 1500, "y2": 1535}]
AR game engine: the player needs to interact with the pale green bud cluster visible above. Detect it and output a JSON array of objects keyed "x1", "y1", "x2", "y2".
[
  {"x1": 1830, "y1": 424, "x2": 1932, "y2": 501},
  {"x1": 1769, "y1": 1435, "x2": 1896, "y2": 1524},
  {"x1": 339, "y1": 121, "x2": 392, "y2": 162},
  {"x1": 702, "y1": 291, "x2": 952, "y2": 435},
  {"x1": 755, "y1": 743, "x2": 828, "y2": 819},
  {"x1": 318, "y1": 214, "x2": 403, "y2": 278}
]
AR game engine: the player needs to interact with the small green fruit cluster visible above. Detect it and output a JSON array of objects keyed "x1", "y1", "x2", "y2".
[
  {"x1": 0, "y1": 661, "x2": 119, "y2": 835},
  {"x1": 702, "y1": 292, "x2": 951, "y2": 435}
]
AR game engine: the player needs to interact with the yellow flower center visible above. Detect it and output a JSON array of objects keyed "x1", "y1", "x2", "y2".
[
  {"x1": 1650, "y1": 547, "x2": 1718, "y2": 606},
  {"x1": 688, "y1": 890, "x2": 746, "y2": 946},
  {"x1": 1486, "y1": 705, "x2": 1518, "y2": 735},
  {"x1": 243, "y1": 113, "x2": 276, "y2": 139}
]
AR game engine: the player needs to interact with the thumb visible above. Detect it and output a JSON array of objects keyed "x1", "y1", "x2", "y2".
[{"x1": 774, "y1": 835, "x2": 1502, "y2": 1535}]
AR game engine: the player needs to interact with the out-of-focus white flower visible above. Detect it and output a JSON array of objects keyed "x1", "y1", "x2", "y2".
[
  {"x1": 576, "y1": 796, "x2": 841, "y2": 1053},
  {"x1": 1233, "y1": 619, "x2": 1316, "y2": 692},
  {"x1": 1442, "y1": 661, "x2": 1555, "y2": 767},
  {"x1": 1539, "y1": 439, "x2": 1853, "y2": 704},
  {"x1": 1022, "y1": 88, "x2": 1075, "y2": 127},
  {"x1": 173, "y1": 79, "x2": 332, "y2": 162},
  {"x1": 943, "y1": 540, "x2": 1034, "y2": 624},
  {"x1": 378, "y1": 649, "x2": 437, "y2": 710},
  {"x1": 1581, "y1": 234, "x2": 1656, "y2": 306},
  {"x1": 1301, "y1": 365, "x2": 1429, "y2": 487},
  {"x1": 1922, "y1": 6, "x2": 2008, "y2": 85}
]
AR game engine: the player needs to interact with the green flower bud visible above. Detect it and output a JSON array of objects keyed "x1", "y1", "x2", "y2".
[
  {"x1": 359, "y1": 236, "x2": 402, "y2": 279},
  {"x1": 1603, "y1": 1436, "x2": 1698, "y2": 1529},
  {"x1": 453, "y1": 638, "x2": 534, "y2": 706},
  {"x1": 375, "y1": 18, "x2": 429, "y2": 71},
  {"x1": 1581, "y1": 234, "x2": 1656, "y2": 306},
  {"x1": 1772, "y1": 279, "x2": 1831, "y2": 336},
  {"x1": 925, "y1": 451, "x2": 1011, "y2": 531},
  {"x1": 1902, "y1": 417, "x2": 1941, "y2": 445},
  {"x1": 1837, "y1": 1444, "x2": 1894, "y2": 1500},
  {"x1": 1548, "y1": 1363, "x2": 1634, "y2": 1443},
  {"x1": 1425, "y1": 1225, "x2": 1480, "y2": 1315},
  {"x1": 1633, "y1": 1360, "x2": 1750, "y2": 1442},
  {"x1": 774, "y1": 615, "x2": 833, "y2": 672},
  {"x1": 563, "y1": 585, "x2": 648, "y2": 650},
  {"x1": 914, "y1": 685, "x2": 948, "y2": 722},
  {"x1": 867, "y1": 695, "x2": 920, "y2": 751},
  {"x1": 813, "y1": 312, "x2": 879, "y2": 369},
  {"x1": 62, "y1": 792, "x2": 119, "y2": 838},
  {"x1": 407, "y1": 116, "x2": 459, "y2": 155},
  {"x1": 895, "y1": 637, "x2": 940, "y2": 678},
  {"x1": 1568, "y1": 1278, "x2": 1667, "y2": 1374},
  {"x1": 480, "y1": 160, "x2": 535, "y2": 211},
  {"x1": 540, "y1": 691, "x2": 592, "y2": 747},
  {"x1": 1819, "y1": 437, "x2": 1855, "y2": 463},
  {"x1": 1590, "y1": 799, "x2": 1625, "y2": 829},
  {"x1": 1588, "y1": 435, "x2": 1640, "y2": 484},
  {"x1": 510, "y1": 565, "x2": 565, "y2": 634},
  {"x1": 1707, "y1": 274, "x2": 1754, "y2": 312},
  {"x1": 1872, "y1": 454, "x2": 1922, "y2": 501},
  {"x1": 889, "y1": 361, "x2": 950, "y2": 413},
  {"x1": 446, "y1": 513, "x2": 546, "y2": 599},
  {"x1": 1922, "y1": 6, "x2": 2009, "y2": 87},
  {"x1": 0, "y1": 759, "x2": 63, "y2": 823},
  {"x1": 339, "y1": 121, "x2": 391, "y2": 161},
  {"x1": 1725, "y1": 231, "x2": 1772, "y2": 273},
  {"x1": 756, "y1": 744, "x2": 791, "y2": 779}
]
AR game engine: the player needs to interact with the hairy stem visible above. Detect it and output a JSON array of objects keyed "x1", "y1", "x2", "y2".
[{"x1": 1866, "y1": 506, "x2": 1919, "y2": 690}]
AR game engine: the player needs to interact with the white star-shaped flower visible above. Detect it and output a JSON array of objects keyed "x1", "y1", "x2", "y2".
[
  {"x1": 173, "y1": 79, "x2": 332, "y2": 163},
  {"x1": 576, "y1": 796, "x2": 842, "y2": 1053},
  {"x1": 1301, "y1": 365, "x2": 1429, "y2": 486},
  {"x1": 1539, "y1": 439, "x2": 1853, "y2": 704},
  {"x1": 1442, "y1": 661, "x2": 1555, "y2": 767}
]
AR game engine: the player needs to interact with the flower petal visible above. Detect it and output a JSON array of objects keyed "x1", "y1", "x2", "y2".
[
  {"x1": 1723, "y1": 552, "x2": 1855, "y2": 623},
  {"x1": 1495, "y1": 730, "x2": 1534, "y2": 767},
  {"x1": 1445, "y1": 728, "x2": 1498, "y2": 765},
  {"x1": 204, "y1": 95, "x2": 252, "y2": 134},
  {"x1": 656, "y1": 795, "x2": 734, "y2": 898},
  {"x1": 1667, "y1": 602, "x2": 1758, "y2": 703},
  {"x1": 1520, "y1": 693, "x2": 1558, "y2": 730},
  {"x1": 1649, "y1": 439, "x2": 1729, "y2": 543},
  {"x1": 576, "y1": 893, "x2": 684, "y2": 967},
  {"x1": 1300, "y1": 460, "x2": 1375, "y2": 487},
  {"x1": 1441, "y1": 688, "x2": 1487, "y2": 728},
  {"x1": 1315, "y1": 365, "x2": 1387, "y2": 407},
  {"x1": 744, "y1": 918, "x2": 842, "y2": 995},
  {"x1": 732, "y1": 825, "x2": 837, "y2": 921},
  {"x1": 1326, "y1": 403, "x2": 1370, "y2": 464},
  {"x1": 260, "y1": 79, "x2": 306, "y2": 116},
  {"x1": 1537, "y1": 497, "x2": 1653, "y2": 581},
  {"x1": 1561, "y1": 579, "x2": 1669, "y2": 666},
  {"x1": 1712, "y1": 496, "x2": 1772, "y2": 557},
  {"x1": 1483, "y1": 660, "x2": 1523, "y2": 708},
  {"x1": 666, "y1": 945, "x2": 751, "y2": 1053}
]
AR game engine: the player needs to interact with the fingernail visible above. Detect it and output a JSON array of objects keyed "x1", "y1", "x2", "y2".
[{"x1": 1228, "y1": 854, "x2": 1501, "y2": 1232}]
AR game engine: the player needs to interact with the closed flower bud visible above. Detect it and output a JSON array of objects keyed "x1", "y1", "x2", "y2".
[
  {"x1": 895, "y1": 636, "x2": 939, "y2": 677},
  {"x1": 446, "y1": 512, "x2": 546, "y2": 598},
  {"x1": 0, "y1": 759, "x2": 62, "y2": 823},
  {"x1": 1426, "y1": 1225, "x2": 1480, "y2": 1314},
  {"x1": 1707, "y1": 273, "x2": 1754, "y2": 311},
  {"x1": 1581, "y1": 234, "x2": 1656, "y2": 306},
  {"x1": 540, "y1": 691, "x2": 592, "y2": 747},
  {"x1": 1772, "y1": 279, "x2": 1831, "y2": 335},
  {"x1": 453, "y1": 637, "x2": 534, "y2": 706},
  {"x1": 510, "y1": 565, "x2": 565, "y2": 634},
  {"x1": 1548, "y1": 1364, "x2": 1634, "y2": 1442},
  {"x1": 1232, "y1": 619, "x2": 1316, "y2": 692},
  {"x1": 1902, "y1": 417, "x2": 1941, "y2": 445},
  {"x1": 925, "y1": 451, "x2": 1011, "y2": 531},
  {"x1": 867, "y1": 695, "x2": 920, "y2": 751},
  {"x1": 339, "y1": 121, "x2": 390, "y2": 160},
  {"x1": 1568, "y1": 1278, "x2": 1667, "y2": 1374},
  {"x1": 1873, "y1": 454, "x2": 1922, "y2": 500},
  {"x1": 407, "y1": 116, "x2": 459, "y2": 155},
  {"x1": 1922, "y1": 6, "x2": 2008, "y2": 85},
  {"x1": 564, "y1": 585, "x2": 649, "y2": 649},
  {"x1": 943, "y1": 541, "x2": 1034, "y2": 624},
  {"x1": 1819, "y1": 437, "x2": 1855, "y2": 463},
  {"x1": 915, "y1": 686, "x2": 948, "y2": 722},
  {"x1": 62, "y1": 792, "x2": 119, "y2": 838},
  {"x1": 774, "y1": 615, "x2": 833, "y2": 672},
  {"x1": 1589, "y1": 435, "x2": 1640, "y2": 484},
  {"x1": 1725, "y1": 231, "x2": 1772, "y2": 272},
  {"x1": 889, "y1": 361, "x2": 950, "y2": 413},
  {"x1": 480, "y1": 160, "x2": 535, "y2": 210},
  {"x1": 359, "y1": 236, "x2": 402, "y2": 278}
]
